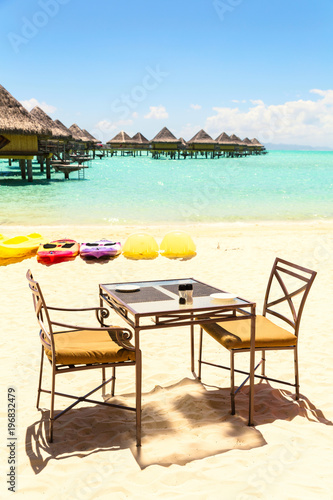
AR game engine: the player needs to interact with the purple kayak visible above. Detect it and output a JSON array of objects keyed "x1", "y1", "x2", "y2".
[{"x1": 80, "y1": 239, "x2": 121, "y2": 259}]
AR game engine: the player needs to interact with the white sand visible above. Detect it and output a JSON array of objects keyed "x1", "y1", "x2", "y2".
[{"x1": 1, "y1": 222, "x2": 333, "y2": 499}]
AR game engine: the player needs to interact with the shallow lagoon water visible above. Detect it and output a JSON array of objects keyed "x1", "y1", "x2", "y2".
[{"x1": 0, "y1": 151, "x2": 332, "y2": 225}]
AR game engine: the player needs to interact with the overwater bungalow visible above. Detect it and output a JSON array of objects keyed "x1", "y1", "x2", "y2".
[
  {"x1": 30, "y1": 106, "x2": 72, "y2": 164},
  {"x1": 150, "y1": 127, "x2": 181, "y2": 158},
  {"x1": 82, "y1": 129, "x2": 99, "y2": 144},
  {"x1": 131, "y1": 132, "x2": 150, "y2": 150},
  {"x1": 0, "y1": 84, "x2": 51, "y2": 180},
  {"x1": 187, "y1": 129, "x2": 217, "y2": 156},
  {"x1": 106, "y1": 131, "x2": 134, "y2": 155},
  {"x1": 68, "y1": 123, "x2": 92, "y2": 152},
  {"x1": 251, "y1": 137, "x2": 266, "y2": 154}
]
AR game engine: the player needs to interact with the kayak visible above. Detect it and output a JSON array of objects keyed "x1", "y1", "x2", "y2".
[
  {"x1": 37, "y1": 239, "x2": 80, "y2": 263},
  {"x1": 0, "y1": 233, "x2": 45, "y2": 259},
  {"x1": 80, "y1": 239, "x2": 121, "y2": 259}
]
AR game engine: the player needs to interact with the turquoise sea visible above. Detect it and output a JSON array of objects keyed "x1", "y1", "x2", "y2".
[{"x1": 0, "y1": 151, "x2": 332, "y2": 226}]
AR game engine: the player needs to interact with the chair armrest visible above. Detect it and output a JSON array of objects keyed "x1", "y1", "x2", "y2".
[
  {"x1": 47, "y1": 306, "x2": 111, "y2": 326},
  {"x1": 51, "y1": 323, "x2": 135, "y2": 350}
]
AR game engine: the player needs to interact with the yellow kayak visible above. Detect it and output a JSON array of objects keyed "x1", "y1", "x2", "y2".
[{"x1": 0, "y1": 233, "x2": 45, "y2": 259}]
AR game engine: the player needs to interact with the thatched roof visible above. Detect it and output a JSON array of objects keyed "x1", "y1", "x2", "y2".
[
  {"x1": 69, "y1": 123, "x2": 91, "y2": 142},
  {"x1": 242, "y1": 137, "x2": 253, "y2": 145},
  {"x1": 54, "y1": 119, "x2": 72, "y2": 138},
  {"x1": 82, "y1": 129, "x2": 99, "y2": 143},
  {"x1": 187, "y1": 129, "x2": 216, "y2": 144},
  {"x1": 229, "y1": 134, "x2": 243, "y2": 145},
  {"x1": 179, "y1": 137, "x2": 187, "y2": 147},
  {"x1": 215, "y1": 132, "x2": 233, "y2": 144},
  {"x1": 107, "y1": 131, "x2": 132, "y2": 144},
  {"x1": 131, "y1": 132, "x2": 150, "y2": 144},
  {"x1": 251, "y1": 138, "x2": 264, "y2": 147},
  {"x1": 0, "y1": 84, "x2": 51, "y2": 136},
  {"x1": 30, "y1": 106, "x2": 70, "y2": 140},
  {"x1": 151, "y1": 127, "x2": 180, "y2": 144}
]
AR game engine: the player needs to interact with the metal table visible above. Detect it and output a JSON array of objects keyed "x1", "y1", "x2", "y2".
[{"x1": 99, "y1": 278, "x2": 256, "y2": 446}]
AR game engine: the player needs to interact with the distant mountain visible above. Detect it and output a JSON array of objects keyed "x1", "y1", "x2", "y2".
[{"x1": 265, "y1": 143, "x2": 333, "y2": 151}]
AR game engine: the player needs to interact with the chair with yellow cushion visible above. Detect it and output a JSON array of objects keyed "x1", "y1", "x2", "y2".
[
  {"x1": 27, "y1": 269, "x2": 137, "y2": 443},
  {"x1": 198, "y1": 258, "x2": 316, "y2": 415}
]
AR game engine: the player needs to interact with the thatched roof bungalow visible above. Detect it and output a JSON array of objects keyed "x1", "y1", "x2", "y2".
[
  {"x1": 131, "y1": 132, "x2": 150, "y2": 149},
  {"x1": 69, "y1": 123, "x2": 92, "y2": 143},
  {"x1": 54, "y1": 119, "x2": 72, "y2": 138},
  {"x1": 0, "y1": 84, "x2": 50, "y2": 159},
  {"x1": 106, "y1": 131, "x2": 133, "y2": 148},
  {"x1": 241, "y1": 137, "x2": 255, "y2": 151},
  {"x1": 187, "y1": 129, "x2": 217, "y2": 151},
  {"x1": 30, "y1": 106, "x2": 71, "y2": 141},
  {"x1": 82, "y1": 129, "x2": 99, "y2": 144},
  {"x1": 150, "y1": 127, "x2": 180, "y2": 150},
  {"x1": 228, "y1": 134, "x2": 244, "y2": 151},
  {"x1": 251, "y1": 138, "x2": 264, "y2": 150},
  {"x1": 215, "y1": 132, "x2": 237, "y2": 153}
]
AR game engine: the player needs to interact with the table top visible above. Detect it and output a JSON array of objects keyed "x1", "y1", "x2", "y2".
[{"x1": 100, "y1": 278, "x2": 254, "y2": 317}]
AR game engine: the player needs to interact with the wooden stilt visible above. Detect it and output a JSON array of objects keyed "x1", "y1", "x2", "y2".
[
  {"x1": 27, "y1": 160, "x2": 33, "y2": 182},
  {"x1": 46, "y1": 158, "x2": 51, "y2": 180},
  {"x1": 19, "y1": 159, "x2": 26, "y2": 180}
]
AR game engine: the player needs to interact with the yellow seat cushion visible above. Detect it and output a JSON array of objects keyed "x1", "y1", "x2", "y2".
[
  {"x1": 201, "y1": 315, "x2": 297, "y2": 350},
  {"x1": 44, "y1": 329, "x2": 135, "y2": 365}
]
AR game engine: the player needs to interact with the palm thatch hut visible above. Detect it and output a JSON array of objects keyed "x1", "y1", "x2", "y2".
[
  {"x1": 69, "y1": 123, "x2": 91, "y2": 143},
  {"x1": 30, "y1": 106, "x2": 70, "y2": 141},
  {"x1": 150, "y1": 127, "x2": 180, "y2": 151},
  {"x1": 227, "y1": 134, "x2": 245, "y2": 153},
  {"x1": 0, "y1": 84, "x2": 50, "y2": 160},
  {"x1": 131, "y1": 132, "x2": 150, "y2": 149},
  {"x1": 251, "y1": 138, "x2": 264, "y2": 149},
  {"x1": 54, "y1": 119, "x2": 72, "y2": 138},
  {"x1": 251, "y1": 137, "x2": 266, "y2": 154},
  {"x1": 241, "y1": 137, "x2": 255, "y2": 153},
  {"x1": 187, "y1": 129, "x2": 217, "y2": 151},
  {"x1": 82, "y1": 129, "x2": 99, "y2": 144},
  {"x1": 106, "y1": 131, "x2": 133, "y2": 148}
]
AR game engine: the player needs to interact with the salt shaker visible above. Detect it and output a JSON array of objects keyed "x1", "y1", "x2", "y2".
[{"x1": 185, "y1": 283, "x2": 193, "y2": 304}]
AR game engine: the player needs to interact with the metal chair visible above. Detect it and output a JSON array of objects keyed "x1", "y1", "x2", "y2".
[
  {"x1": 27, "y1": 269, "x2": 137, "y2": 443},
  {"x1": 198, "y1": 258, "x2": 317, "y2": 414}
]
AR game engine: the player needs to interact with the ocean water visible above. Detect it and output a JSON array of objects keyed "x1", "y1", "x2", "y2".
[{"x1": 0, "y1": 151, "x2": 332, "y2": 226}]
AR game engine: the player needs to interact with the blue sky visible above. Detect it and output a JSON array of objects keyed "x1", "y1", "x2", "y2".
[{"x1": 1, "y1": 0, "x2": 333, "y2": 146}]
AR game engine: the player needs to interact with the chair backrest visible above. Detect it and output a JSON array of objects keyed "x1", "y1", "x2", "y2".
[
  {"x1": 26, "y1": 269, "x2": 54, "y2": 353},
  {"x1": 263, "y1": 258, "x2": 316, "y2": 336}
]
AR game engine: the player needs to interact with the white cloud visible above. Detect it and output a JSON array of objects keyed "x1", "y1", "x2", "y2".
[
  {"x1": 144, "y1": 105, "x2": 168, "y2": 120},
  {"x1": 20, "y1": 98, "x2": 56, "y2": 114},
  {"x1": 132, "y1": 111, "x2": 139, "y2": 119},
  {"x1": 190, "y1": 104, "x2": 202, "y2": 110},
  {"x1": 232, "y1": 99, "x2": 247, "y2": 104},
  {"x1": 178, "y1": 123, "x2": 202, "y2": 141},
  {"x1": 205, "y1": 90, "x2": 333, "y2": 146}
]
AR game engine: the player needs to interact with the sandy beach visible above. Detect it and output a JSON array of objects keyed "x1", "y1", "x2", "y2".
[{"x1": 1, "y1": 221, "x2": 333, "y2": 499}]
